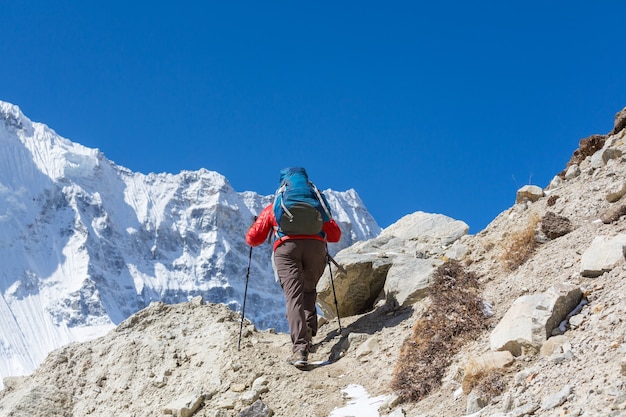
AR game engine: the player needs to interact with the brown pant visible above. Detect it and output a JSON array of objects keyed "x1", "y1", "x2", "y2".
[{"x1": 274, "y1": 239, "x2": 327, "y2": 353}]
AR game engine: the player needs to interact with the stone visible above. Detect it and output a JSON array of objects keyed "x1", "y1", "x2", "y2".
[
  {"x1": 564, "y1": 164, "x2": 581, "y2": 180},
  {"x1": 489, "y1": 284, "x2": 582, "y2": 356},
  {"x1": 539, "y1": 335, "x2": 570, "y2": 357},
  {"x1": 162, "y1": 391, "x2": 204, "y2": 417},
  {"x1": 240, "y1": 390, "x2": 260, "y2": 406},
  {"x1": 355, "y1": 336, "x2": 380, "y2": 359},
  {"x1": 383, "y1": 258, "x2": 443, "y2": 306},
  {"x1": 251, "y1": 377, "x2": 269, "y2": 395},
  {"x1": 317, "y1": 252, "x2": 392, "y2": 318},
  {"x1": 466, "y1": 390, "x2": 489, "y2": 413},
  {"x1": 567, "y1": 134, "x2": 606, "y2": 168},
  {"x1": 591, "y1": 147, "x2": 623, "y2": 168},
  {"x1": 607, "y1": 182, "x2": 626, "y2": 203},
  {"x1": 515, "y1": 185, "x2": 544, "y2": 204},
  {"x1": 378, "y1": 211, "x2": 469, "y2": 246},
  {"x1": 541, "y1": 211, "x2": 572, "y2": 239},
  {"x1": 317, "y1": 211, "x2": 469, "y2": 317},
  {"x1": 237, "y1": 399, "x2": 273, "y2": 417},
  {"x1": 580, "y1": 234, "x2": 626, "y2": 277},
  {"x1": 540, "y1": 385, "x2": 572, "y2": 410},
  {"x1": 600, "y1": 204, "x2": 626, "y2": 224},
  {"x1": 230, "y1": 383, "x2": 247, "y2": 393},
  {"x1": 509, "y1": 401, "x2": 540, "y2": 417}
]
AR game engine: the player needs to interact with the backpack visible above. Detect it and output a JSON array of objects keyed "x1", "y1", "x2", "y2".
[{"x1": 273, "y1": 167, "x2": 332, "y2": 236}]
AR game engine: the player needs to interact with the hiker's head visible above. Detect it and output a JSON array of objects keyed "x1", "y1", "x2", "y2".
[{"x1": 279, "y1": 167, "x2": 308, "y2": 184}]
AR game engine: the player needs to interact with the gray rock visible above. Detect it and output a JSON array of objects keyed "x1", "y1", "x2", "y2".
[
  {"x1": 540, "y1": 385, "x2": 572, "y2": 410},
  {"x1": 606, "y1": 182, "x2": 626, "y2": 203},
  {"x1": 591, "y1": 147, "x2": 623, "y2": 168},
  {"x1": 565, "y1": 164, "x2": 581, "y2": 180},
  {"x1": 466, "y1": 390, "x2": 489, "y2": 413},
  {"x1": 383, "y1": 258, "x2": 443, "y2": 306},
  {"x1": 600, "y1": 204, "x2": 626, "y2": 224},
  {"x1": 237, "y1": 399, "x2": 273, "y2": 417},
  {"x1": 317, "y1": 252, "x2": 392, "y2": 318},
  {"x1": 318, "y1": 211, "x2": 468, "y2": 317},
  {"x1": 162, "y1": 390, "x2": 204, "y2": 417},
  {"x1": 516, "y1": 185, "x2": 544, "y2": 204},
  {"x1": 509, "y1": 401, "x2": 540, "y2": 417},
  {"x1": 489, "y1": 283, "x2": 582, "y2": 356},
  {"x1": 580, "y1": 234, "x2": 626, "y2": 277},
  {"x1": 378, "y1": 211, "x2": 469, "y2": 246}
]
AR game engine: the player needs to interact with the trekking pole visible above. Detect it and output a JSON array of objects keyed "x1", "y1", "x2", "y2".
[
  {"x1": 327, "y1": 253, "x2": 343, "y2": 334},
  {"x1": 238, "y1": 245, "x2": 253, "y2": 351}
]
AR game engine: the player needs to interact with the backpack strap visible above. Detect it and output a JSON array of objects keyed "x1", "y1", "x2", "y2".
[
  {"x1": 310, "y1": 182, "x2": 333, "y2": 220},
  {"x1": 274, "y1": 183, "x2": 296, "y2": 223}
]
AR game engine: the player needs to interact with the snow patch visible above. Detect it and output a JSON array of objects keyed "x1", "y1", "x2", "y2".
[{"x1": 329, "y1": 384, "x2": 388, "y2": 417}]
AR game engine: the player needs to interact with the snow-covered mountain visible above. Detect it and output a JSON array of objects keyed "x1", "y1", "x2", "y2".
[{"x1": 0, "y1": 100, "x2": 382, "y2": 387}]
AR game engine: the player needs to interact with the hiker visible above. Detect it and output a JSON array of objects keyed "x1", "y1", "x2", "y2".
[{"x1": 245, "y1": 167, "x2": 341, "y2": 368}]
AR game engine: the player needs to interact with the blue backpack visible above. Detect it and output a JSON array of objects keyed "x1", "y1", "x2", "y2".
[{"x1": 273, "y1": 167, "x2": 332, "y2": 236}]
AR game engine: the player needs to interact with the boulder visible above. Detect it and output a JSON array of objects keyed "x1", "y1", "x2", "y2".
[
  {"x1": 580, "y1": 234, "x2": 626, "y2": 277},
  {"x1": 383, "y1": 258, "x2": 444, "y2": 306},
  {"x1": 489, "y1": 283, "x2": 582, "y2": 356},
  {"x1": 378, "y1": 211, "x2": 469, "y2": 246},
  {"x1": 317, "y1": 212, "x2": 469, "y2": 318},
  {"x1": 515, "y1": 185, "x2": 544, "y2": 204},
  {"x1": 541, "y1": 211, "x2": 572, "y2": 239},
  {"x1": 590, "y1": 147, "x2": 622, "y2": 168},
  {"x1": 317, "y1": 252, "x2": 392, "y2": 319}
]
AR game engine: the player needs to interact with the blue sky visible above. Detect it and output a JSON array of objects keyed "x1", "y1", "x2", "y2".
[{"x1": 2, "y1": 2, "x2": 625, "y2": 232}]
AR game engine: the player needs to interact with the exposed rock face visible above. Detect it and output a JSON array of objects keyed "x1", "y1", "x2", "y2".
[{"x1": 317, "y1": 212, "x2": 469, "y2": 318}]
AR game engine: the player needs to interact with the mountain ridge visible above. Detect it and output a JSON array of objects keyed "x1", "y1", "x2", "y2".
[{"x1": 0, "y1": 100, "x2": 382, "y2": 388}]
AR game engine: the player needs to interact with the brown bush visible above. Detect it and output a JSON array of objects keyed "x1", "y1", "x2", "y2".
[
  {"x1": 390, "y1": 260, "x2": 489, "y2": 402},
  {"x1": 463, "y1": 369, "x2": 507, "y2": 398},
  {"x1": 499, "y1": 215, "x2": 540, "y2": 271}
]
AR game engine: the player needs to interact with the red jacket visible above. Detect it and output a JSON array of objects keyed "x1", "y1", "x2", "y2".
[{"x1": 246, "y1": 204, "x2": 342, "y2": 251}]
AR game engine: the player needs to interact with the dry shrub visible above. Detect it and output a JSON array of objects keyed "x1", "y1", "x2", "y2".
[
  {"x1": 390, "y1": 260, "x2": 489, "y2": 402},
  {"x1": 461, "y1": 356, "x2": 508, "y2": 395},
  {"x1": 499, "y1": 215, "x2": 540, "y2": 271},
  {"x1": 463, "y1": 369, "x2": 507, "y2": 399}
]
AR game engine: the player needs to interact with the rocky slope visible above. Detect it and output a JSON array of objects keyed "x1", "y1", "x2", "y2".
[{"x1": 1, "y1": 108, "x2": 626, "y2": 416}]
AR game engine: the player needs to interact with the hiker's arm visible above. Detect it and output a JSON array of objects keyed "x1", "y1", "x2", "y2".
[
  {"x1": 323, "y1": 219, "x2": 341, "y2": 243},
  {"x1": 245, "y1": 205, "x2": 274, "y2": 246}
]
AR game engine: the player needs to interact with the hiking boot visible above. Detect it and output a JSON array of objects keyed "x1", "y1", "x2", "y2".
[{"x1": 286, "y1": 349, "x2": 308, "y2": 368}]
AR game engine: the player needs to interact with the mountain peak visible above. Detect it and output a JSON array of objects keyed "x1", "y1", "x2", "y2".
[{"x1": 0, "y1": 101, "x2": 382, "y2": 388}]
